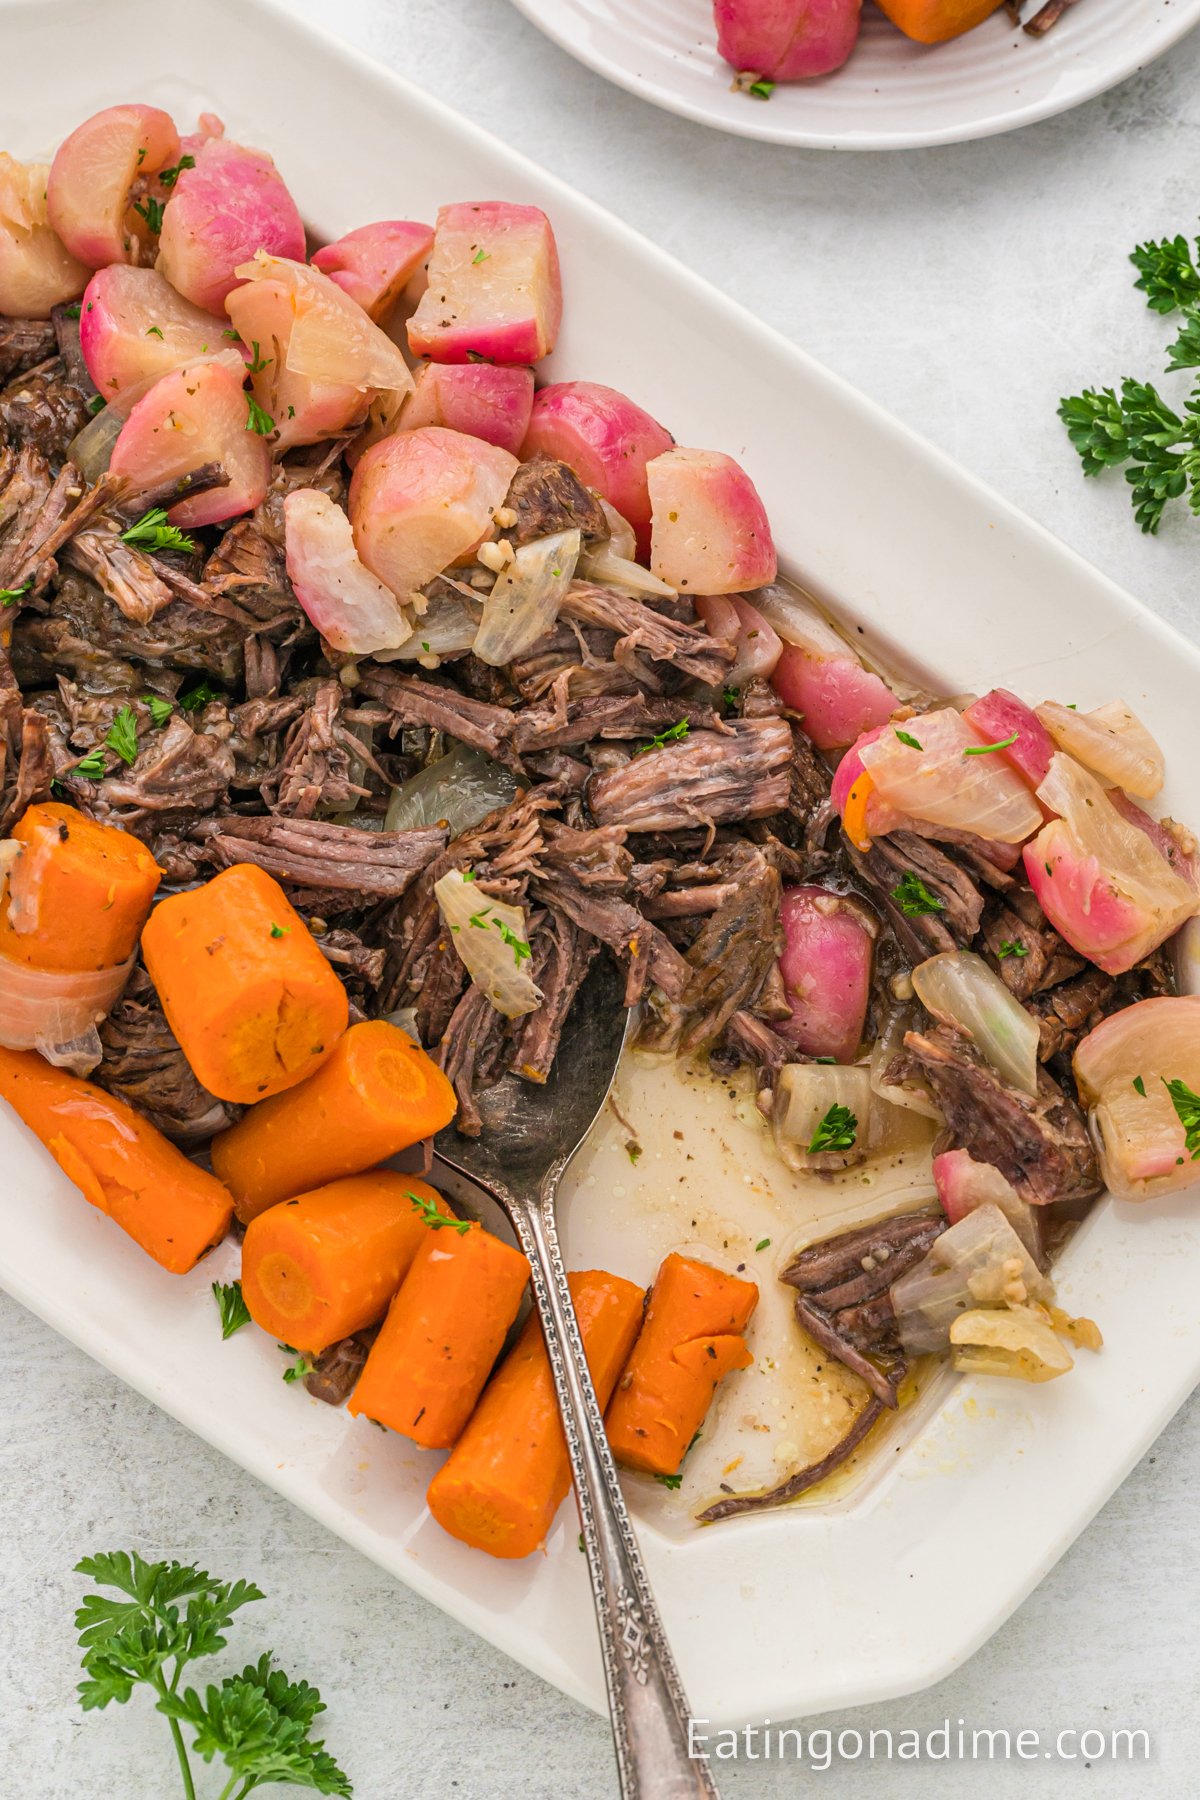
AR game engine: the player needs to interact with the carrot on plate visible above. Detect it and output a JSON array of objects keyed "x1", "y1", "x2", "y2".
[
  {"x1": 0, "y1": 801, "x2": 160, "y2": 971},
  {"x1": 347, "y1": 1221, "x2": 529, "y2": 1448},
  {"x1": 605, "y1": 1252, "x2": 758, "y2": 1477},
  {"x1": 140, "y1": 863, "x2": 348, "y2": 1106},
  {"x1": 428, "y1": 1268, "x2": 645, "y2": 1559},
  {"x1": 240, "y1": 1172, "x2": 457, "y2": 1354},
  {"x1": 873, "y1": 0, "x2": 1003, "y2": 43},
  {"x1": 210, "y1": 1019, "x2": 456, "y2": 1223},
  {"x1": 0, "y1": 1045, "x2": 232, "y2": 1272}
]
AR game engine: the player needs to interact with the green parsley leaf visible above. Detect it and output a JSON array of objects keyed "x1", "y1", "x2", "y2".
[
  {"x1": 212, "y1": 1280, "x2": 251, "y2": 1340},
  {"x1": 145, "y1": 324, "x2": 164, "y2": 339},
  {"x1": 177, "y1": 677, "x2": 220, "y2": 714},
  {"x1": 279, "y1": 1344, "x2": 312, "y2": 1384},
  {"x1": 1163, "y1": 1077, "x2": 1200, "y2": 1159},
  {"x1": 0, "y1": 579, "x2": 31, "y2": 607},
  {"x1": 62, "y1": 301, "x2": 82, "y2": 320},
  {"x1": 997, "y1": 939, "x2": 1028, "y2": 959},
  {"x1": 891, "y1": 870, "x2": 945, "y2": 917},
  {"x1": 963, "y1": 733, "x2": 1019, "y2": 756},
  {"x1": 807, "y1": 1103, "x2": 858, "y2": 1155},
  {"x1": 894, "y1": 728, "x2": 923, "y2": 750},
  {"x1": 654, "y1": 1471, "x2": 683, "y2": 1490},
  {"x1": 246, "y1": 339, "x2": 272, "y2": 374},
  {"x1": 245, "y1": 393, "x2": 275, "y2": 436},
  {"x1": 105, "y1": 706, "x2": 139, "y2": 767},
  {"x1": 468, "y1": 908, "x2": 493, "y2": 929},
  {"x1": 1166, "y1": 312, "x2": 1200, "y2": 374},
  {"x1": 755, "y1": 1237, "x2": 772, "y2": 1252},
  {"x1": 85, "y1": 393, "x2": 106, "y2": 417},
  {"x1": 270, "y1": 923, "x2": 288, "y2": 939},
  {"x1": 120, "y1": 507, "x2": 198, "y2": 555},
  {"x1": 747, "y1": 79, "x2": 775, "y2": 100},
  {"x1": 634, "y1": 718, "x2": 689, "y2": 757},
  {"x1": 1130, "y1": 235, "x2": 1200, "y2": 315},
  {"x1": 1132, "y1": 1075, "x2": 1147, "y2": 1097},
  {"x1": 472, "y1": 248, "x2": 490, "y2": 265},
  {"x1": 813, "y1": 1055, "x2": 837, "y2": 1064},
  {"x1": 627, "y1": 1142, "x2": 642, "y2": 1166},
  {"x1": 721, "y1": 686, "x2": 740, "y2": 711},
  {"x1": 409, "y1": 1190, "x2": 471, "y2": 1235},
  {"x1": 132, "y1": 195, "x2": 165, "y2": 235},
  {"x1": 157, "y1": 153, "x2": 195, "y2": 189},
  {"x1": 142, "y1": 695, "x2": 173, "y2": 728},
  {"x1": 493, "y1": 917, "x2": 532, "y2": 966},
  {"x1": 158, "y1": 1653, "x2": 352, "y2": 1795},
  {"x1": 73, "y1": 745, "x2": 108, "y2": 780},
  {"x1": 222, "y1": 327, "x2": 240, "y2": 341},
  {"x1": 1058, "y1": 378, "x2": 1200, "y2": 534},
  {"x1": 461, "y1": 868, "x2": 477, "y2": 882}
]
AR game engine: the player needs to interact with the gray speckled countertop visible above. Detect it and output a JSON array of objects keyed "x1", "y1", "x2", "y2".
[{"x1": 5, "y1": 4, "x2": 1200, "y2": 1793}]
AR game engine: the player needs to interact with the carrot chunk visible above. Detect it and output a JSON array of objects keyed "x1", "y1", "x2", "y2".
[
  {"x1": 347, "y1": 1223, "x2": 529, "y2": 1448},
  {"x1": 874, "y1": 0, "x2": 1004, "y2": 44},
  {"x1": 210, "y1": 1019, "x2": 455, "y2": 1223},
  {"x1": 428, "y1": 1269, "x2": 645, "y2": 1558},
  {"x1": 240, "y1": 1172, "x2": 456, "y2": 1354},
  {"x1": 605, "y1": 1252, "x2": 758, "y2": 1476},
  {"x1": 0, "y1": 1045, "x2": 232, "y2": 1271},
  {"x1": 0, "y1": 802, "x2": 160, "y2": 972},
  {"x1": 141, "y1": 863, "x2": 348, "y2": 1106}
]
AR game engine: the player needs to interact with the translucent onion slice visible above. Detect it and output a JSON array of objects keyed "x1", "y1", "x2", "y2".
[
  {"x1": 234, "y1": 251, "x2": 414, "y2": 394},
  {"x1": 1036, "y1": 699, "x2": 1165, "y2": 800},
  {"x1": 772, "y1": 1061, "x2": 929, "y2": 1173},
  {"x1": 434, "y1": 868, "x2": 542, "y2": 1019},
  {"x1": 1073, "y1": 994, "x2": 1200, "y2": 1202},
  {"x1": 889, "y1": 1203, "x2": 1053, "y2": 1356},
  {"x1": 373, "y1": 580, "x2": 481, "y2": 664},
  {"x1": 932, "y1": 1147, "x2": 1041, "y2": 1259},
  {"x1": 750, "y1": 582, "x2": 854, "y2": 658},
  {"x1": 911, "y1": 951, "x2": 1040, "y2": 1097},
  {"x1": 578, "y1": 501, "x2": 675, "y2": 597},
  {"x1": 385, "y1": 744, "x2": 518, "y2": 836},
  {"x1": 869, "y1": 1003, "x2": 944, "y2": 1121},
  {"x1": 0, "y1": 946, "x2": 132, "y2": 1073},
  {"x1": 859, "y1": 706, "x2": 1043, "y2": 845},
  {"x1": 695, "y1": 593, "x2": 782, "y2": 687},
  {"x1": 473, "y1": 528, "x2": 580, "y2": 667},
  {"x1": 949, "y1": 1305, "x2": 1074, "y2": 1383}
]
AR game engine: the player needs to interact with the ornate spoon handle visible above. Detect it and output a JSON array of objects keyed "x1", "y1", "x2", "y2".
[{"x1": 514, "y1": 1199, "x2": 720, "y2": 1800}]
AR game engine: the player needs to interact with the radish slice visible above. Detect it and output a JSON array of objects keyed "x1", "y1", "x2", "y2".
[
  {"x1": 1074, "y1": 995, "x2": 1200, "y2": 1201},
  {"x1": 349, "y1": 426, "x2": 518, "y2": 600},
  {"x1": 521, "y1": 381, "x2": 673, "y2": 559},
  {"x1": 156, "y1": 137, "x2": 305, "y2": 313},
  {"x1": 777, "y1": 885, "x2": 875, "y2": 1063},
  {"x1": 933, "y1": 1148, "x2": 1041, "y2": 1256},
  {"x1": 647, "y1": 447, "x2": 776, "y2": 594},
  {"x1": 0, "y1": 154, "x2": 89, "y2": 318},
  {"x1": 715, "y1": 0, "x2": 863, "y2": 79},
  {"x1": 407, "y1": 201, "x2": 562, "y2": 364},
  {"x1": 399, "y1": 361, "x2": 534, "y2": 456},
  {"x1": 48, "y1": 103, "x2": 180, "y2": 268},
  {"x1": 108, "y1": 357, "x2": 271, "y2": 528},
  {"x1": 284, "y1": 488, "x2": 412, "y2": 655},
  {"x1": 962, "y1": 688, "x2": 1054, "y2": 790},
  {"x1": 311, "y1": 220, "x2": 434, "y2": 321},
  {"x1": 79, "y1": 264, "x2": 228, "y2": 400}
]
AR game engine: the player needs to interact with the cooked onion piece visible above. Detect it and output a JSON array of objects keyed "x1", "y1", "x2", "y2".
[
  {"x1": 949, "y1": 1305, "x2": 1074, "y2": 1383},
  {"x1": 1036, "y1": 699, "x2": 1164, "y2": 800},
  {"x1": 695, "y1": 593, "x2": 782, "y2": 688},
  {"x1": 890, "y1": 1203, "x2": 1053, "y2": 1356},
  {"x1": 1073, "y1": 994, "x2": 1200, "y2": 1202},
  {"x1": 0, "y1": 947, "x2": 132, "y2": 1074},
  {"x1": 472, "y1": 528, "x2": 580, "y2": 666},
  {"x1": 933, "y1": 1148, "x2": 1041, "y2": 1258},
  {"x1": 859, "y1": 707, "x2": 1042, "y2": 844},
  {"x1": 385, "y1": 744, "x2": 518, "y2": 836},
  {"x1": 772, "y1": 1062, "x2": 927, "y2": 1174},
  {"x1": 911, "y1": 951, "x2": 1040, "y2": 1097},
  {"x1": 434, "y1": 869, "x2": 542, "y2": 1019}
]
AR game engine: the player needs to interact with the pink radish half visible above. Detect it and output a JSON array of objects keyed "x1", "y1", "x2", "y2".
[
  {"x1": 407, "y1": 201, "x2": 561, "y2": 365},
  {"x1": 80, "y1": 265, "x2": 228, "y2": 399},
  {"x1": 156, "y1": 137, "x2": 305, "y2": 313},
  {"x1": 108, "y1": 357, "x2": 271, "y2": 528},
  {"x1": 714, "y1": 0, "x2": 863, "y2": 81},
  {"x1": 312, "y1": 221, "x2": 434, "y2": 322},
  {"x1": 521, "y1": 380, "x2": 673, "y2": 559},
  {"x1": 400, "y1": 362, "x2": 534, "y2": 456},
  {"x1": 48, "y1": 103, "x2": 180, "y2": 269},
  {"x1": 349, "y1": 426, "x2": 518, "y2": 600},
  {"x1": 647, "y1": 447, "x2": 776, "y2": 593}
]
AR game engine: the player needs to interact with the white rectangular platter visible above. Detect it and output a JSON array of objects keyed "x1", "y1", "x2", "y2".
[{"x1": 3, "y1": 0, "x2": 1200, "y2": 1729}]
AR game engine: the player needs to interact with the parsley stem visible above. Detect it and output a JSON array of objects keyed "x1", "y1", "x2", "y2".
[{"x1": 153, "y1": 1672, "x2": 197, "y2": 1800}]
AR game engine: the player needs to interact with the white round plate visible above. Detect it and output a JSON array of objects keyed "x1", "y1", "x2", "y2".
[{"x1": 507, "y1": 0, "x2": 1200, "y2": 149}]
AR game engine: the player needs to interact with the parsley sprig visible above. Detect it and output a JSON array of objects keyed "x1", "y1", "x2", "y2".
[
  {"x1": 891, "y1": 870, "x2": 945, "y2": 917},
  {"x1": 409, "y1": 1190, "x2": 471, "y2": 1235},
  {"x1": 212, "y1": 1280, "x2": 251, "y2": 1340},
  {"x1": 121, "y1": 507, "x2": 198, "y2": 555},
  {"x1": 0, "y1": 578, "x2": 31, "y2": 607},
  {"x1": 1164, "y1": 1077, "x2": 1200, "y2": 1160},
  {"x1": 634, "y1": 718, "x2": 689, "y2": 757},
  {"x1": 807, "y1": 1103, "x2": 858, "y2": 1156},
  {"x1": 73, "y1": 1549, "x2": 351, "y2": 1796}
]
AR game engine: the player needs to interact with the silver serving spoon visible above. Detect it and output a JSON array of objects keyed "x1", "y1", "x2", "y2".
[{"x1": 435, "y1": 953, "x2": 720, "y2": 1800}]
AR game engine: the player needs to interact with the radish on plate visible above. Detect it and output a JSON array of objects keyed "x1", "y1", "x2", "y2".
[
  {"x1": 349, "y1": 426, "x2": 518, "y2": 600},
  {"x1": 0, "y1": 155, "x2": 89, "y2": 318},
  {"x1": 399, "y1": 361, "x2": 534, "y2": 455},
  {"x1": 225, "y1": 251, "x2": 413, "y2": 453},
  {"x1": 107, "y1": 355, "x2": 271, "y2": 528},
  {"x1": 773, "y1": 647, "x2": 897, "y2": 752},
  {"x1": 777, "y1": 885, "x2": 875, "y2": 1063},
  {"x1": 284, "y1": 488, "x2": 413, "y2": 655},
  {"x1": 47, "y1": 103, "x2": 180, "y2": 269},
  {"x1": 79, "y1": 265, "x2": 228, "y2": 399},
  {"x1": 156, "y1": 137, "x2": 305, "y2": 313},
  {"x1": 694, "y1": 594, "x2": 782, "y2": 686},
  {"x1": 407, "y1": 201, "x2": 561, "y2": 365},
  {"x1": 962, "y1": 688, "x2": 1055, "y2": 791},
  {"x1": 714, "y1": 0, "x2": 863, "y2": 80},
  {"x1": 521, "y1": 380, "x2": 672, "y2": 558},
  {"x1": 311, "y1": 221, "x2": 434, "y2": 322},
  {"x1": 647, "y1": 447, "x2": 776, "y2": 593}
]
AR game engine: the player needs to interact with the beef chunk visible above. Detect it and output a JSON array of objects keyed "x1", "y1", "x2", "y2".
[
  {"x1": 96, "y1": 965, "x2": 237, "y2": 1142},
  {"x1": 0, "y1": 355, "x2": 90, "y2": 461},
  {"x1": 0, "y1": 317, "x2": 57, "y2": 383},
  {"x1": 844, "y1": 829, "x2": 985, "y2": 959},
  {"x1": 503, "y1": 457, "x2": 607, "y2": 546},
  {"x1": 587, "y1": 719, "x2": 792, "y2": 834}
]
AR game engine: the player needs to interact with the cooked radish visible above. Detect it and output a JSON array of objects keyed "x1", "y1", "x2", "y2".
[
  {"x1": 284, "y1": 488, "x2": 413, "y2": 654},
  {"x1": 962, "y1": 688, "x2": 1055, "y2": 791},
  {"x1": 407, "y1": 201, "x2": 561, "y2": 364},
  {"x1": 156, "y1": 136, "x2": 305, "y2": 313},
  {"x1": 400, "y1": 361, "x2": 534, "y2": 455},
  {"x1": 521, "y1": 381, "x2": 672, "y2": 557},
  {"x1": 47, "y1": 103, "x2": 180, "y2": 269},
  {"x1": 79, "y1": 264, "x2": 228, "y2": 399},
  {"x1": 0, "y1": 155, "x2": 89, "y2": 318},
  {"x1": 349, "y1": 426, "x2": 518, "y2": 600},
  {"x1": 107, "y1": 356, "x2": 271, "y2": 528},
  {"x1": 225, "y1": 250, "x2": 413, "y2": 453},
  {"x1": 311, "y1": 220, "x2": 434, "y2": 321},
  {"x1": 778, "y1": 885, "x2": 875, "y2": 1063},
  {"x1": 714, "y1": 0, "x2": 862, "y2": 79},
  {"x1": 647, "y1": 447, "x2": 776, "y2": 593}
]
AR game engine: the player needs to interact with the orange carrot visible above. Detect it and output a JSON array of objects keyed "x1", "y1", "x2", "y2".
[
  {"x1": 140, "y1": 863, "x2": 348, "y2": 1106},
  {"x1": 841, "y1": 771, "x2": 875, "y2": 853},
  {"x1": 0, "y1": 802, "x2": 160, "y2": 971},
  {"x1": 427, "y1": 1268, "x2": 645, "y2": 1559},
  {"x1": 241, "y1": 1172, "x2": 457, "y2": 1354},
  {"x1": 0, "y1": 1045, "x2": 232, "y2": 1272},
  {"x1": 347, "y1": 1222, "x2": 529, "y2": 1448},
  {"x1": 605, "y1": 1252, "x2": 758, "y2": 1476},
  {"x1": 210, "y1": 1020, "x2": 456, "y2": 1223},
  {"x1": 874, "y1": 0, "x2": 1003, "y2": 44}
]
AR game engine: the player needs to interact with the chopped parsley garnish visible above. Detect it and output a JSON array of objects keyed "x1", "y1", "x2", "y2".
[
  {"x1": 963, "y1": 733, "x2": 1019, "y2": 756},
  {"x1": 212, "y1": 1279, "x2": 251, "y2": 1339},
  {"x1": 894, "y1": 728, "x2": 923, "y2": 750},
  {"x1": 1132, "y1": 1075, "x2": 1147, "y2": 1097},
  {"x1": 222, "y1": 327, "x2": 240, "y2": 340},
  {"x1": 461, "y1": 868, "x2": 476, "y2": 882},
  {"x1": 177, "y1": 677, "x2": 220, "y2": 713},
  {"x1": 654, "y1": 1471, "x2": 683, "y2": 1490},
  {"x1": 1163, "y1": 1077, "x2": 1200, "y2": 1159},
  {"x1": 63, "y1": 302, "x2": 81, "y2": 320},
  {"x1": 120, "y1": 507, "x2": 198, "y2": 555},
  {"x1": 471, "y1": 248, "x2": 490, "y2": 265},
  {"x1": 145, "y1": 325, "x2": 164, "y2": 339},
  {"x1": 157, "y1": 152, "x2": 195, "y2": 188},
  {"x1": 409, "y1": 1190, "x2": 471, "y2": 1235},
  {"x1": 0, "y1": 580, "x2": 31, "y2": 608},
  {"x1": 269, "y1": 923, "x2": 288, "y2": 939},
  {"x1": 85, "y1": 394, "x2": 106, "y2": 416},
  {"x1": 246, "y1": 340, "x2": 272, "y2": 374},
  {"x1": 755, "y1": 1237, "x2": 772, "y2": 1252},
  {"x1": 279, "y1": 1344, "x2": 312, "y2": 1384},
  {"x1": 807, "y1": 1103, "x2": 858, "y2": 1156},
  {"x1": 493, "y1": 918, "x2": 532, "y2": 965},
  {"x1": 634, "y1": 718, "x2": 689, "y2": 756},
  {"x1": 73, "y1": 745, "x2": 108, "y2": 780},
  {"x1": 468, "y1": 909, "x2": 493, "y2": 928},
  {"x1": 627, "y1": 1143, "x2": 642, "y2": 1166},
  {"x1": 421, "y1": 640, "x2": 431, "y2": 653},
  {"x1": 142, "y1": 695, "x2": 173, "y2": 728},
  {"x1": 747, "y1": 79, "x2": 775, "y2": 100},
  {"x1": 997, "y1": 939, "x2": 1028, "y2": 959},
  {"x1": 132, "y1": 195, "x2": 165, "y2": 235},
  {"x1": 105, "y1": 706, "x2": 140, "y2": 767},
  {"x1": 891, "y1": 870, "x2": 945, "y2": 917},
  {"x1": 245, "y1": 393, "x2": 275, "y2": 436},
  {"x1": 721, "y1": 686, "x2": 740, "y2": 711}
]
